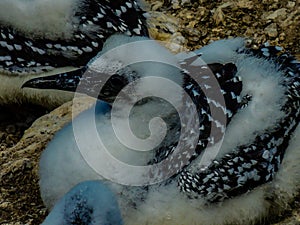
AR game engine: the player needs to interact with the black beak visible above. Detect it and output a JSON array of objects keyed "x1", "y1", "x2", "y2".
[
  {"x1": 22, "y1": 67, "x2": 87, "y2": 92},
  {"x1": 22, "y1": 66, "x2": 130, "y2": 103}
]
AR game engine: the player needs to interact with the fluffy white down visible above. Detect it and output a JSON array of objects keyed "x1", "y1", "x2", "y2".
[
  {"x1": 194, "y1": 37, "x2": 245, "y2": 64},
  {"x1": 192, "y1": 38, "x2": 287, "y2": 159},
  {"x1": 218, "y1": 56, "x2": 286, "y2": 158},
  {"x1": 42, "y1": 180, "x2": 123, "y2": 225},
  {"x1": 0, "y1": 0, "x2": 80, "y2": 39}
]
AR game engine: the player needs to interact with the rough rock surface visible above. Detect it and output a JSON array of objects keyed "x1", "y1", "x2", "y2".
[
  {"x1": 0, "y1": 97, "x2": 95, "y2": 224},
  {"x1": 147, "y1": 0, "x2": 299, "y2": 56},
  {"x1": 0, "y1": 0, "x2": 299, "y2": 224}
]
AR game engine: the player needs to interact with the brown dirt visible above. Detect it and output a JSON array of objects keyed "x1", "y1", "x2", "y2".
[
  {"x1": 0, "y1": 0, "x2": 299, "y2": 224},
  {"x1": 147, "y1": 0, "x2": 299, "y2": 56}
]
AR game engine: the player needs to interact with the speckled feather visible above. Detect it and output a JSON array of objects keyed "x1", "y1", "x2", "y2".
[
  {"x1": 0, "y1": 0, "x2": 148, "y2": 74},
  {"x1": 177, "y1": 43, "x2": 300, "y2": 202},
  {"x1": 151, "y1": 62, "x2": 245, "y2": 166}
]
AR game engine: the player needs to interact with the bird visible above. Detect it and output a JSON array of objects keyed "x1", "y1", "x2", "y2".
[
  {"x1": 0, "y1": 0, "x2": 148, "y2": 107},
  {"x1": 23, "y1": 34, "x2": 300, "y2": 224},
  {"x1": 41, "y1": 180, "x2": 123, "y2": 225}
]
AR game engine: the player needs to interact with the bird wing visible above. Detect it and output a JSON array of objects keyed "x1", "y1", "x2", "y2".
[{"x1": 178, "y1": 43, "x2": 300, "y2": 202}]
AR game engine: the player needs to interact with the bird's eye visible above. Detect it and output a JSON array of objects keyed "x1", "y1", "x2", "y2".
[
  {"x1": 98, "y1": 74, "x2": 129, "y2": 101},
  {"x1": 109, "y1": 74, "x2": 128, "y2": 89}
]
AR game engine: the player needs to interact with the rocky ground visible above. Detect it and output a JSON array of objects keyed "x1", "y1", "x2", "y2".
[{"x1": 0, "y1": 0, "x2": 299, "y2": 224}]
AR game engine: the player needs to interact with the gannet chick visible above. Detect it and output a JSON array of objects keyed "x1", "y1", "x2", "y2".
[
  {"x1": 0, "y1": 0, "x2": 148, "y2": 106},
  {"x1": 42, "y1": 180, "x2": 123, "y2": 225},
  {"x1": 24, "y1": 35, "x2": 300, "y2": 224}
]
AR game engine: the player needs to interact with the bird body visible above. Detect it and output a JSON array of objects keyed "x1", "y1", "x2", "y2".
[
  {"x1": 25, "y1": 35, "x2": 300, "y2": 224},
  {"x1": 0, "y1": 0, "x2": 148, "y2": 106}
]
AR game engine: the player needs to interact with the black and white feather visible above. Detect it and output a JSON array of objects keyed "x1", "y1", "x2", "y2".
[
  {"x1": 177, "y1": 39, "x2": 300, "y2": 202},
  {"x1": 0, "y1": 0, "x2": 148, "y2": 74}
]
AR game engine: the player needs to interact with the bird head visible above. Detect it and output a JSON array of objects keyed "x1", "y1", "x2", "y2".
[{"x1": 22, "y1": 34, "x2": 184, "y2": 105}]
